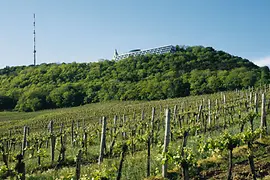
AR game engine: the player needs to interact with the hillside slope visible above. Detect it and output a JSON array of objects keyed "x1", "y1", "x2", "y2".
[{"x1": 0, "y1": 45, "x2": 269, "y2": 111}]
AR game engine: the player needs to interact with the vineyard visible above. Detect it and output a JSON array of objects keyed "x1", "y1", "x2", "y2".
[{"x1": 1, "y1": 86, "x2": 270, "y2": 180}]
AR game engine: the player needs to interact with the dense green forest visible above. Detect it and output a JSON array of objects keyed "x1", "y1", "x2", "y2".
[{"x1": 0, "y1": 45, "x2": 269, "y2": 112}]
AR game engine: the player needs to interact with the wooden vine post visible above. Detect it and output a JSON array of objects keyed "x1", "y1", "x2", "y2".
[
  {"x1": 98, "y1": 117, "x2": 107, "y2": 164},
  {"x1": 58, "y1": 123, "x2": 66, "y2": 163},
  {"x1": 71, "y1": 120, "x2": 75, "y2": 147},
  {"x1": 181, "y1": 131, "x2": 189, "y2": 180},
  {"x1": 131, "y1": 128, "x2": 136, "y2": 156},
  {"x1": 141, "y1": 109, "x2": 145, "y2": 135},
  {"x1": 75, "y1": 120, "x2": 79, "y2": 146},
  {"x1": 260, "y1": 93, "x2": 267, "y2": 138},
  {"x1": 195, "y1": 104, "x2": 202, "y2": 135},
  {"x1": 162, "y1": 108, "x2": 171, "y2": 178},
  {"x1": 141, "y1": 109, "x2": 145, "y2": 121},
  {"x1": 49, "y1": 120, "x2": 56, "y2": 164},
  {"x1": 178, "y1": 114, "x2": 182, "y2": 128},
  {"x1": 26, "y1": 126, "x2": 30, "y2": 148},
  {"x1": 223, "y1": 94, "x2": 227, "y2": 128},
  {"x1": 208, "y1": 99, "x2": 211, "y2": 128},
  {"x1": 116, "y1": 143, "x2": 128, "y2": 180},
  {"x1": 114, "y1": 115, "x2": 117, "y2": 133},
  {"x1": 122, "y1": 114, "x2": 126, "y2": 139},
  {"x1": 76, "y1": 120, "x2": 80, "y2": 130},
  {"x1": 151, "y1": 107, "x2": 155, "y2": 146},
  {"x1": 215, "y1": 99, "x2": 218, "y2": 126},
  {"x1": 146, "y1": 136, "x2": 151, "y2": 177},
  {"x1": 22, "y1": 126, "x2": 28, "y2": 157},
  {"x1": 173, "y1": 105, "x2": 178, "y2": 123},
  {"x1": 83, "y1": 131, "x2": 88, "y2": 153},
  {"x1": 254, "y1": 93, "x2": 258, "y2": 114},
  {"x1": 37, "y1": 139, "x2": 43, "y2": 166},
  {"x1": 75, "y1": 150, "x2": 82, "y2": 180},
  {"x1": 249, "y1": 92, "x2": 253, "y2": 110},
  {"x1": 15, "y1": 154, "x2": 25, "y2": 180},
  {"x1": 158, "y1": 105, "x2": 162, "y2": 132}
]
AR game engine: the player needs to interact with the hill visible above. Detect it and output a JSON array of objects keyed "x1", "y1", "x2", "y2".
[{"x1": 0, "y1": 45, "x2": 269, "y2": 112}]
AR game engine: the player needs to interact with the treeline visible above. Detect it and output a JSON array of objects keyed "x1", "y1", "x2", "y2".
[{"x1": 0, "y1": 45, "x2": 269, "y2": 112}]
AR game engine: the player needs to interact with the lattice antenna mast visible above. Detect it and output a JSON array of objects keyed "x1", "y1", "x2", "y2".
[{"x1": 33, "y1": 13, "x2": 36, "y2": 66}]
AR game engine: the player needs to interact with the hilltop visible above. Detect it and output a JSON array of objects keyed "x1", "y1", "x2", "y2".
[{"x1": 0, "y1": 45, "x2": 269, "y2": 112}]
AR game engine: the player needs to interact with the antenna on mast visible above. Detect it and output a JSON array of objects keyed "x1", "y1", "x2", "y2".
[{"x1": 33, "y1": 13, "x2": 36, "y2": 66}]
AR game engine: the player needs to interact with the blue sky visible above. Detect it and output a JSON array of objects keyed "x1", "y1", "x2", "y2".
[{"x1": 0, "y1": 0, "x2": 270, "y2": 68}]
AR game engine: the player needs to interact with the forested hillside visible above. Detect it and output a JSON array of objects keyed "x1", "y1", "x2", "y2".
[{"x1": 0, "y1": 45, "x2": 269, "y2": 112}]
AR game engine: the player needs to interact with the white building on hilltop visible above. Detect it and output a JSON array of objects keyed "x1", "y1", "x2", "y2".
[{"x1": 113, "y1": 45, "x2": 176, "y2": 61}]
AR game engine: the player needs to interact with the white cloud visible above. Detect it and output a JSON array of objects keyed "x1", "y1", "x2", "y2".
[{"x1": 252, "y1": 56, "x2": 270, "y2": 67}]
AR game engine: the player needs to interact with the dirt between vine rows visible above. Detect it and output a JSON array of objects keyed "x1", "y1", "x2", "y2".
[{"x1": 202, "y1": 149, "x2": 270, "y2": 180}]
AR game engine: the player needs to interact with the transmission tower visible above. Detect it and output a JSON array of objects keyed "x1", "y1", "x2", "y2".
[{"x1": 33, "y1": 13, "x2": 36, "y2": 66}]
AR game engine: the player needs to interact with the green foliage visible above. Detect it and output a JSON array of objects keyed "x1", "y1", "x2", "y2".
[
  {"x1": 0, "y1": 95, "x2": 16, "y2": 110},
  {"x1": 15, "y1": 87, "x2": 49, "y2": 112},
  {"x1": 200, "y1": 131, "x2": 241, "y2": 153},
  {"x1": 48, "y1": 83, "x2": 85, "y2": 108},
  {"x1": 91, "y1": 164, "x2": 117, "y2": 179},
  {"x1": 172, "y1": 147, "x2": 197, "y2": 167},
  {"x1": 0, "y1": 165, "x2": 9, "y2": 178},
  {"x1": 0, "y1": 45, "x2": 266, "y2": 112},
  {"x1": 259, "y1": 66, "x2": 270, "y2": 85},
  {"x1": 240, "y1": 128, "x2": 261, "y2": 143}
]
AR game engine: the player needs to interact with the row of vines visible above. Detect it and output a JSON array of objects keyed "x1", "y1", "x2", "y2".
[{"x1": 0, "y1": 86, "x2": 270, "y2": 179}]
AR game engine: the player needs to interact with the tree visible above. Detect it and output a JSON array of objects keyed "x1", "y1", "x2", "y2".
[
  {"x1": 15, "y1": 87, "x2": 48, "y2": 112},
  {"x1": 260, "y1": 66, "x2": 270, "y2": 85},
  {"x1": 0, "y1": 95, "x2": 16, "y2": 110},
  {"x1": 48, "y1": 83, "x2": 85, "y2": 108}
]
